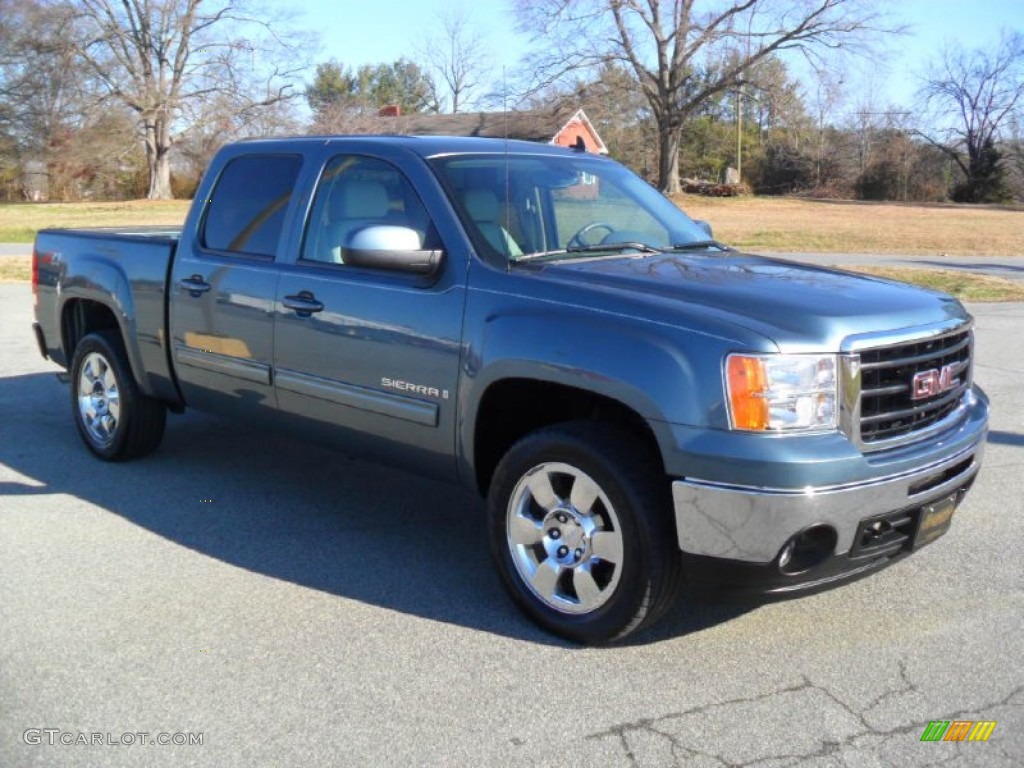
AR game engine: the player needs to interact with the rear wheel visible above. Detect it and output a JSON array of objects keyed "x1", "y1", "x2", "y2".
[
  {"x1": 488, "y1": 422, "x2": 683, "y2": 644},
  {"x1": 70, "y1": 331, "x2": 166, "y2": 461}
]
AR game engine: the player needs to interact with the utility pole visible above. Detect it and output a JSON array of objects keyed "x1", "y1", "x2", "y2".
[{"x1": 736, "y1": 86, "x2": 743, "y2": 181}]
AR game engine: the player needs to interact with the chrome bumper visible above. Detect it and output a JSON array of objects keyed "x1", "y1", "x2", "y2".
[{"x1": 671, "y1": 434, "x2": 985, "y2": 564}]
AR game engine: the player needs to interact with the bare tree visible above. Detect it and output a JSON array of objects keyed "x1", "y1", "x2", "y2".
[
  {"x1": 1008, "y1": 114, "x2": 1024, "y2": 201},
  {"x1": 176, "y1": 90, "x2": 301, "y2": 193},
  {"x1": 917, "y1": 31, "x2": 1024, "y2": 203},
  {"x1": 0, "y1": 0, "x2": 99, "y2": 200},
  {"x1": 0, "y1": 2, "x2": 82, "y2": 155},
  {"x1": 417, "y1": 8, "x2": 492, "y2": 114},
  {"x1": 515, "y1": 0, "x2": 898, "y2": 194},
  {"x1": 70, "y1": 0, "x2": 310, "y2": 199}
]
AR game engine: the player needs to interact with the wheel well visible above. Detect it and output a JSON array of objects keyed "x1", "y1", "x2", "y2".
[
  {"x1": 473, "y1": 378, "x2": 663, "y2": 495},
  {"x1": 62, "y1": 299, "x2": 120, "y2": 360}
]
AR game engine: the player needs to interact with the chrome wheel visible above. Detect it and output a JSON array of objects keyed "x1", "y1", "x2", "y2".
[
  {"x1": 506, "y1": 461, "x2": 624, "y2": 615},
  {"x1": 77, "y1": 351, "x2": 120, "y2": 447}
]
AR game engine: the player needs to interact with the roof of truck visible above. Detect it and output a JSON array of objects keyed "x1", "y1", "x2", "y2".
[{"x1": 233, "y1": 134, "x2": 605, "y2": 160}]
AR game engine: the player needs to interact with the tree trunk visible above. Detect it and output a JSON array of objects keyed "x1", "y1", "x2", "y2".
[
  {"x1": 148, "y1": 151, "x2": 173, "y2": 200},
  {"x1": 657, "y1": 117, "x2": 682, "y2": 195},
  {"x1": 143, "y1": 118, "x2": 174, "y2": 200}
]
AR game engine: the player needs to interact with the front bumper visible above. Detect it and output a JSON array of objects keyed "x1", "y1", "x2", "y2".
[{"x1": 671, "y1": 386, "x2": 988, "y2": 592}]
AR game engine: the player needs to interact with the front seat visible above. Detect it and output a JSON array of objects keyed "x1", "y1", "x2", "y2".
[
  {"x1": 320, "y1": 180, "x2": 392, "y2": 263},
  {"x1": 462, "y1": 188, "x2": 523, "y2": 260}
]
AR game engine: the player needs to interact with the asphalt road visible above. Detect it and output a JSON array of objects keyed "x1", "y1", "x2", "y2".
[
  {"x1": 0, "y1": 243, "x2": 31, "y2": 257},
  {"x1": 767, "y1": 252, "x2": 1024, "y2": 282},
  {"x1": 1, "y1": 283, "x2": 1022, "y2": 767}
]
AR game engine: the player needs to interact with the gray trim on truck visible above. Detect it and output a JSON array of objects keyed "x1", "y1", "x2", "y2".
[{"x1": 672, "y1": 388, "x2": 987, "y2": 563}]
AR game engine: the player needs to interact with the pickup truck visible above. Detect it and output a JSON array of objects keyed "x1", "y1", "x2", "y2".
[{"x1": 31, "y1": 135, "x2": 989, "y2": 643}]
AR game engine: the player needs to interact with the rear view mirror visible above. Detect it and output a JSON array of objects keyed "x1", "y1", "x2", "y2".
[
  {"x1": 342, "y1": 226, "x2": 443, "y2": 275},
  {"x1": 532, "y1": 169, "x2": 584, "y2": 189},
  {"x1": 694, "y1": 220, "x2": 714, "y2": 238}
]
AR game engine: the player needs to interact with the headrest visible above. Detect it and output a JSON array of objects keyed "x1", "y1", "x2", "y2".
[
  {"x1": 333, "y1": 180, "x2": 390, "y2": 219},
  {"x1": 463, "y1": 188, "x2": 499, "y2": 222}
]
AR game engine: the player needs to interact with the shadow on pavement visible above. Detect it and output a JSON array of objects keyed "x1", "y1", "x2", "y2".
[
  {"x1": 0, "y1": 371, "x2": 751, "y2": 646},
  {"x1": 987, "y1": 430, "x2": 1024, "y2": 447}
]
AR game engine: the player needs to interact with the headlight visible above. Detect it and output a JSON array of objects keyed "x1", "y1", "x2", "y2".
[{"x1": 725, "y1": 354, "x2": 838, "y2": 431}]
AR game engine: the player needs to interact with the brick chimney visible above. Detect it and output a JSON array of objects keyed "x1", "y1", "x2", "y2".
[{"x1": 378, "y1": 105, "x2": 401, "y2": 117}]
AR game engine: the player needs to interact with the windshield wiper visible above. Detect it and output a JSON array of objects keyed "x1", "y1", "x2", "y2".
[
  {"x1": 513, "y1": 242, "x2": 660, "y2": 263},
  {"x1": 510, "y1": 248, "x2": 572, "y2": 263},
  {"x1": 670, "y1": 240, "x2": 728, "y2": 251},
  {"x1": 567, "y1": 241, "x2": 661, "y2": 254}
]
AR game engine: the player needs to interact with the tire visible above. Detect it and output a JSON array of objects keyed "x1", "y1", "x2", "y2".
[
  {"x1": 69, "y1": 330, "x2": 166, "y2": 461},
  {"x1": 488, "y1": 421, "x2": 683, "y2": 644}
]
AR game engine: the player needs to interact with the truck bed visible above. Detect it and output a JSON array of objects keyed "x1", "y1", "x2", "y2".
[
  {"x1": 33, "y1": 227, "x2": 182, "y2": 405},
  {"x1": 38, "y1": 224, "x2": 182, "y2": 242}
]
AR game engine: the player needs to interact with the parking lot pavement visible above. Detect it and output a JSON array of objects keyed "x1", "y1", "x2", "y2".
[
  {"x1": 0, "y1": 243, "x2": 31, "y2": 258},
  {"x1": 766, "y1": 251, "x2": 1024, "y2": 281},
  {"x1": 1, "y1": 282, "x2": 1021, "y2": 767}
]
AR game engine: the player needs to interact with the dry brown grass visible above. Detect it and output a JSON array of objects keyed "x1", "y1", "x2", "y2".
[
  {"x1": 674, "y1": 195, "x2": 1024, "y2": 257},
  {"x1": 841, "y1": 266, "x2": 1024, "y2": 302},
  {"x1": 2, "y1": 195, "x2": 1022, "y2": 258},
  {"x1": 0, "y1": 200, "x2": 189, "y2": 242},
  {"x1": 0, "y1": 257, "x2": 31, "y2": 282}
]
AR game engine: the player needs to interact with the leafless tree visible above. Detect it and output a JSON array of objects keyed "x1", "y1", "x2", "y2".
[
  {"x1": 515, "y1": 0, "x2": 899, "y2": 194},
  {"x1": 176, "y1": 91, "x2": 301, "y2": 193},
  {"x1": 917, "y1": 31, "x2": 1024, "y2": 202},
  {"x1": 417, "y1": 8, "x2": 492, "y2": 114},
  {"x1": 0, "y1": 0, "x2": 102, "y2": 200},
  {"x1": 69, "y1": 0, "x2": 311, "y2": 199},
  {"x1": 0, "y1": 2, "x2": 82, "y2": 154}
]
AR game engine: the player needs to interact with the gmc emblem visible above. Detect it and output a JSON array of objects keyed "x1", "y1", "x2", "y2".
[{"x1": 911, "y1": 364, "x2": 960, "y2": 400}]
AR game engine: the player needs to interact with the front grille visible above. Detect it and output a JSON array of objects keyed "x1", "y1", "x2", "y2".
[{"x1": 859, "y1": 328, "x2": 971, "y2": 445}]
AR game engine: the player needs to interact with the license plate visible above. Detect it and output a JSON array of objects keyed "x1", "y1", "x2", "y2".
[{"x1": 914, "y1": 495, "x2": 958, "y2": 548}]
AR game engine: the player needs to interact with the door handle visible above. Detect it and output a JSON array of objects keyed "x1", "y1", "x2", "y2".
[
  {"x1": 283, "y1": 291, "x2": 324, "y2": 317},
  {"x1": 178, "y1": 275, "x2": 211, "y2": 296}
]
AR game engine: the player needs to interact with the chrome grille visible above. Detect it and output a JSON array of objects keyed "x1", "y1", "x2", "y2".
[{"x1": 858, "y1": 328, "x2": 971, "y2": 445}]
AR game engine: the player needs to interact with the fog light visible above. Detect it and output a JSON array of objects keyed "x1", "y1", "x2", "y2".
[{"x1": 778, "y1": 525, "x2": 837, "y2": 575}]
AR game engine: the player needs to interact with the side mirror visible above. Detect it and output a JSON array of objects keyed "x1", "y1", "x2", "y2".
[
  {"x1": 342, "y1": 226, "x2": 443, "y2": 275},
  {"x1": 694, "y1": 220, "x2": 714, "y2": 238}
]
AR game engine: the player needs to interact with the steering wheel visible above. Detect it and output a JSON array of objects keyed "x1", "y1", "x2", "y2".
[{"x1": 568, "y1": 222, "x2": 616, "y2": 249}]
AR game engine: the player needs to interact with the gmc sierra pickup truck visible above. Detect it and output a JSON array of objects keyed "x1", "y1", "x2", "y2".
[{"x1": 32, "y1": 136, "x2": 988, "y2": 643}]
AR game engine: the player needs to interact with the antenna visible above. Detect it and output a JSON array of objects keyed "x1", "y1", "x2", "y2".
[{"x1": 503, "y1": 66, "x2": 511, "y2": 272}]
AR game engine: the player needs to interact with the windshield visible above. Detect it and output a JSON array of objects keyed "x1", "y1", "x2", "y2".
[{"x1": 429, "y1": 153, "x2": 714, "y2": 263}]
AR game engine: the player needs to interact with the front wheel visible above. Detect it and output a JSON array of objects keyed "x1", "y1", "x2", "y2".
[
  {"x1": 70, "y1": 331, "x2": 167, "y2": 461},
  {"x1": 488, "y1": 422, "x2": 683, "y2": 644}
]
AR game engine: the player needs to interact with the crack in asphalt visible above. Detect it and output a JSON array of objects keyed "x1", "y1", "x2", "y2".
[{"x1": 586, "y1": 662, "x2": 1024, "y2": 767}]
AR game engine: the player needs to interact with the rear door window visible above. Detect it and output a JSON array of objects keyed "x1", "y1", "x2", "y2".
[{"x1": 202, "y1": 154, "x2": 302, "y2": 257}]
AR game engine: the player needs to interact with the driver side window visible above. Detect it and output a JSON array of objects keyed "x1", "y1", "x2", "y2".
[{"x1": 302, "y1": 155, "x2": 438, "y2": 265}]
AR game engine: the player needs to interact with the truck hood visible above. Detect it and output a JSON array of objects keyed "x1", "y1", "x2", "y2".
[{"x1": 540, "y1": 251, "x2": 970, "y2": 351}]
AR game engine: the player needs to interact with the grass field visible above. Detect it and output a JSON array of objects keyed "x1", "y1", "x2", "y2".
[
  {"x1": 0, "y1": 258, "x2": 30, "y2": 282},
  {"x1": 0, "y1": 200, "x2": 189, "y2": 242},
  {"x1": 674, "y1": 195, "x2": 1024, "y2": 257},
  {"x1": 840, "y1": 266, "x2": 1024, "y2": 302},
  {"x1": 1, "y1": 196, "x2": 1022, "y2": 256}
]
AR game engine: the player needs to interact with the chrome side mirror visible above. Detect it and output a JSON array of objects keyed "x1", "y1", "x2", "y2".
[{"x1": 342, "y1": 226, "x2": 443, "y2": 275}]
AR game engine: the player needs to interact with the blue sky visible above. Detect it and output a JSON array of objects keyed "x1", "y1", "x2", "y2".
[{"x1": 289, "y1": 0, "x2": 1023, "y2": 113}]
